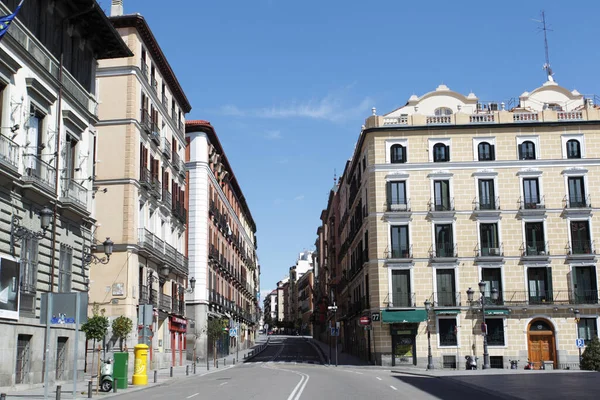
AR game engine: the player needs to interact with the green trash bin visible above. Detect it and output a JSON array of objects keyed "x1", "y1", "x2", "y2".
[{"x1": 113, "y1": 352, "x2": 129, "y2": 389}]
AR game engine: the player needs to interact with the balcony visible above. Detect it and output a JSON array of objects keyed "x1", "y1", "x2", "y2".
[
  {"x1": 161, "y1": 137, "x2": 172, "y2": 159},
  {"x1": 518, "y1": 196, "x2": 546, "y2": 216},
  {"x1": 428, "y1": 197, "x2": 455, "y2": 218},
  {"x1": 386, "y1": 199, "x2": 411, "y2": 213},
  {"x1": 426, "y1": 115, "x2": 452, "y2": 125},
  {"x1": 472, "y1": 197, "x2": 501, "y2": 216},
  {"x1": 138, "y1": 228, "x2": 165, "y2": 257},
  {"x1": 139, "y1": 285, "x2": 150, "y2": 305},
  {"x1": 503, "y1": 290, "x2": 565, "y2": 306},
  {"x1": 22, "y1": 154, "x2": 56, "y2": 194},
  {"x1": 140, "y1": 60, "x2": 148, "y2": 81},
  {"x1": 151, "y1": 289, "x2": 158, "y2": 306},
  {"x1": 140, "y1": 109, "x2": 152, "y2": 134},
  {"x1": 173, "y1": 202, "x2": 187, "y2": 223},
  {"x1": 429, "y1": 243, "x2": 458, "y2": 261},
  {"x1": 571, "y1": 290, "x2": 600, "y2": 305},
  {"x1": 475, "y1": 243, "x2": 504, "y2": 260},
  {"x1": 385, "y1": 245, "x2": 413, "y2": 262},
  {"x1": 521, "y1": 241, "x2": 549, "y2": 260},
  {"x1": 567, "y1": 240, "x2": 595, "y2": 260},
  {"x1": 150, "y1": 76, "x2": 158, "y2": 94},
  {"x1": 162, "y1": 188, "x2": 172, "y2": 209},
  {"x1": 433, "y1": 291, "x2": 461, "y2": 307},
  {"x1": 140, "y1": 167, "x2": 152, "y2": 188},
  {"x1": 60, "y1": 179, "x2": 88, "y2": 210},
  {"x1": 563, "y1": 195, "x2": 592, "y2": 217},
  {"x1": 159, "y1": 294, "x2": 172, "y2": 313},
  {"x1": 0, "y1": 134, "x2": 19, "y2": 174},
  {"x1": 172, "y1": 151, "x2": 181, "y2": 171},
  {"x1": 384, "y1": 292, "x2": 416, "y2": 308},
  {"x1": 150, "y1": 175, "x2": 161, "y2": 198},
  {"x1": 150, "y1": 122, "x2": 161, "y2": 145},
  {"x1": 162, "y1": 92, "x2": 168, "y2": 108}
]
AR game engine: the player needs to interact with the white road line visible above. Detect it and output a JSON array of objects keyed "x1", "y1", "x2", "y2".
[
  {"x1": 219, "y1": 382, "x2": 228, "y2": 386},
  {"x1": 390, "y1": 386, "x2": 398, "y2": 391},
  {"x1": 376, "y1": 377, "x2": 382, "y2": 381},
  {"x1": 186, "y1": 394, "x2": 199, "y2": 399},
  {"x1": 354, "y1": 371, "x2": 363, "y2": 375}
]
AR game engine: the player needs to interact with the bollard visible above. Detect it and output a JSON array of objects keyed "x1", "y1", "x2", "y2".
[
  {"x1": 113, "y1": 379, "x2": 118, "y2": 393},
  {"x1": 207, "y1": 359, "x2": 210, "y2": 371},
  {"x1": 55, "y1": 385, "x2": 61, "y2": 400},
  {"x1": 88, "y1": 381, "x2": 92, "y2": 398},
  {"x1": 154, "y1": 370, "x2": 158, "y2": 383},
  {"x1": 233, "y1": 358, "x2": 236, "y2": 365},
  {"x1": 216, "y1": 359, "x2": 219, "y2": 369},
  {"x1": 170, "y1": 366, "x2": 173, "y2": 377},
  {"x1": 1, "y1": 393, "x2": 6, "y2": 400},
  {"x1": 224, "y1": 358, "x2": 226, "y2": 367},
  {"x1": 193, "y1": 363, "x2": 196, "y2": 374},
  {"x1": 186, "y1": 365, "x2": 189, "y2": 375}
]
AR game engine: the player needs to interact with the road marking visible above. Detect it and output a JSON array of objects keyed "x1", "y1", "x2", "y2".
[
  {"x1": 219, "y1": 382, "x2": 228, "y2": 386},
  {"x1": 390, "y1": 386, "x2": 398, "y2": 391},
  {"x1": 186, "y1": 394, "x2": 199, "y2": 399},
  {"x1": 376, "y1": 377, "x2": 382, "y2": 381},
  {"x1": 354, "y1": 371, "x2": 363, "y2": 375}
]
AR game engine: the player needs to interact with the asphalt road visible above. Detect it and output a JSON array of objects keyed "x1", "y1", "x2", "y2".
[{"x1": 111, "y1": 336, "x2": 598, "y2": 400}]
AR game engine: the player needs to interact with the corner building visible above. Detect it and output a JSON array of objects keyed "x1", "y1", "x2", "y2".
[
  {"x1": 337, "y1": 79, "x2": 600, "y2": 369},
  {"x1": 185, "y1": 120, "x2": 260, "y2": 362}
]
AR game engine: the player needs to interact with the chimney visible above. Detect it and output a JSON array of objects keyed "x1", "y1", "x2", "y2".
[{"x1": 111, "y1": 0, "x2": 123, "y2": 16}]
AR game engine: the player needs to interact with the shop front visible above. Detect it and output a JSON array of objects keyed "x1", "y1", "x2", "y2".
[
  {"x1": 169, "y1": 316, "x2": 187, "y2": 366},
  {"x1": 381, "y1": 309, "x2": 427, "y2": 367}
]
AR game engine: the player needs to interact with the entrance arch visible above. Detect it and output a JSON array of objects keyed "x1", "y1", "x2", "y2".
[{"x1": 527, "y1": 318, "x2": 557, "y2": 369}]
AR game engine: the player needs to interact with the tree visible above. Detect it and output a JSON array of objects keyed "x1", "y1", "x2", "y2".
[
  {"x1": 206, "y1": 318, "x2": 228, "y2": 365},
  {"x1": 111, "y1": 316, "x2": 133, "y2": 352},
  {"x1": 81, "y1": 304, "x2": 109, "y2": 345},
  {"x1": 581, "y1": 336, "x2": 600, "y2": 371}
]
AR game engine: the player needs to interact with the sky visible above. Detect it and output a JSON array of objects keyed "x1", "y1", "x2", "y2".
[{"x1": 98, "y1": 0, "x2": 600, "y2": 303}]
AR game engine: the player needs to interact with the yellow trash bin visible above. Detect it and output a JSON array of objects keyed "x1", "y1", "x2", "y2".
[{"x1": 132, "y1": 344, "x2": 149, "y2": 385}]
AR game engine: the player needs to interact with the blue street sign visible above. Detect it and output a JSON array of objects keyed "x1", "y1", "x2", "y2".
[
  {"x1": 330, "y1": 327, "x2": 339, "y2": 336},
  {"x1": 229, "y1": 328, "x2": 237, "y2": 337},
  {"x1": 576, "y1": 338, "x2": 585, "y2": 349}
]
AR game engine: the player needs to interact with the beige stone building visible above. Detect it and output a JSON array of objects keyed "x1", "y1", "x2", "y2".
[
  {"x1": 91, "y1": 2, "x2": 192, "y2": 369},
  {"x1": 331, "y1": 79, "x2": 600, "y2": 369}
]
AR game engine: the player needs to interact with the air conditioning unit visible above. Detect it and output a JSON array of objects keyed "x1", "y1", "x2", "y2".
[
  {"x1": 539, "y1": 251, "x2": 547, "y2": 256},
  {"x1": 536, "y1": 203, "x2": 543, "y2": 209},
  {"x1": 489, "y1": 248, "x2": 500, "y2": 256},
  {"x1": 391, "y1": 203, "x2": 408, "y2": 211}
]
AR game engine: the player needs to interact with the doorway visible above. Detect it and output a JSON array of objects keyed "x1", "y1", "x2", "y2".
[{"x1": 527, "y1": 319, "x2": 556, "y2": 369}]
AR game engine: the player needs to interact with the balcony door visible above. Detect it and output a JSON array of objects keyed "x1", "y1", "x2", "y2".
[
  {"x1": 391, "y1": 269, "x2": 411, "y2": 307},
  {"x1": 387, "y1": 181, "x2": 407, "y2": 209},
  {"x1": 482, "y1": 268, "x2": 502, "y2": 304},
  {"x1": 478, "y1": 179, "x2": 495, "y2": 209},
  {"x1": 436, "y1": 269, "x2": 456, "y2": 307},
  {"x1": 435, "y1": 224, "x2": 453, "y2": 257},
  {"x1": 523, "y1": 178, "x2": 540, "y2": 208},
  {"x1": 568, "y1": 177, "x2": 586, "y2": 207},
  {"x1": 528, "y1": 267, "x2": 552, "y2": 304},
  {"x1": 570, "y1": 221, "x2": 591, "y2": 254},
  {"x1": 391, "y1": 225, "x2": 409, "y2": 258},
  {"x1": 480, "y1": 223, "x2": 499, "y2": 256},
  {"x1": 525, "y1": 222, "x2": 545, "y2": 255},
  {"x1": 573, "y1": 266, "x2": 598, "y2": 304},
  {"x1": 434, "y1": 180, "x2": 451, "y2": 211}
]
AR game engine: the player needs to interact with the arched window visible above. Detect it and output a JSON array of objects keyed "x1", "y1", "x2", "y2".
[
  {"x1": 566, "y1": 139, "x2": 581, "y2": 159},
  {"x1": 434, "y1": 107, "x2": 453, "y2": 116},
  {"x1": 478, "y1": 142, "x2": 495, "y2": 161},
  {"x1": 519, "y1": 141, "x2": 536, "y2": 160},
  {"x1": 433, "y1": 143, "x2": 449, "y2": 162},
  {"x1": 390, "y1": 144, "x2": 406, "y2": 163}
]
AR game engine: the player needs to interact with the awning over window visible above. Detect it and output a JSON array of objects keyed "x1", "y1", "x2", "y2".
[
  {"x1": 484, "y1": 309, "x2": 510, "y2": 316},
  {"x1": 434, "y1": 309, "x2": 461, "y2": 315},
  {"x1": 381, "y1": 310, "x2": 427, "y2": 323}
]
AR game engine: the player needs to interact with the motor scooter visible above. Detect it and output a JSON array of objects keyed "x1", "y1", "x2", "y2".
[
  {"x1": 465, "y1": 355, "x2": 478, "y2": 370},
  {"x1": 524, "y1": 359, "x2": 535, "y2": 370},
  {"x1": 100, "y1": 358, "x2": 114, "y2": 392},
  {"x1": 509, "y1": 359, "x2": 519, "y2": 369}
]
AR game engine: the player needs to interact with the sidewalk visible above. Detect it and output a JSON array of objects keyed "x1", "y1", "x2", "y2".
[
  {"x1": 309, "y1": 338, "x2": 372, "y2": 367},
  {"x1": 1, "y1": 338, "x2": 268, "y2": 399}
]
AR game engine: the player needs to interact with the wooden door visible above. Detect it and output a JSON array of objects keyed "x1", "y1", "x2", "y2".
[{"x1": 528, "y1": 335, "x2": 554, "y2": 369}]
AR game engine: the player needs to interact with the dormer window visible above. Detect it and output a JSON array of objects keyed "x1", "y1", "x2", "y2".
[
  {"x1": 566, "y1": 139, "x2": 581, "y2": 159},
  {"x1": 433, "y1": 143, "x2": 450, "y2": 162},
  {"x1": 434, "y1": 107, "x2": 453, "y2": 116},
  {"x1": 519, "y1": 141, "x2": 536, "y2": 160},
  {"x1": 478, "y1": 142, "x2": 495, "y2": 161},
  {"x1": 390, "y1": 144, "x2": 406, "y2": 164}
]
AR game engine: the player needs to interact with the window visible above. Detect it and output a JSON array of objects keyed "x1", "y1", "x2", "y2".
[
  {"x1": 390, "y1": 144, "x2": 406, "y2": 163},
  {"x1": 572, "y1": 266, "x2": 598, "y2": 304},
  {"x1": 570, "y1": 221, "x2": 592, "y2": 255},
  {"x1": 578, "y1": 318, "x2": 598, "y2": 345},
  {"x1": 391, "y1": 269, "x2": 411, "y2": 307},
  {"x1": 390, "y1": 226, "x2": 410, "y2": 258},
  {"x1": 522, "y1": 178, "x2": 541, "y2": 209},
  {"x1": 435, "y1": 224, "x2": 454, "y2": 258},
  {"x1": 436, "y1": 268, "x2": 456, "y2": 306},
  {"x1": 64, "y1": 135, "x2": 78, "y2": 181},
  {"x1": 58, "y1": 244, "x2": 73, "y2": 293},
  {"x1": 434, "y1": 107, "x2": 453, "y2": 116},
  {"x1": 566, "y1": 139, "x2": 581, "y2": 159},
  {"x1": 568, "y1": 177, "x2": 586, "y2": 208},
  {"x1": 478, "y1": 142, "x2": 495, "y2": 161},
  {"x1": 527, "y1": 267, "x2": 552, "y2": 304},
  {"x1": 486, "y1": 319, "x2": 505, "y2": 346},
  {"x1": 438, "y1": 318, "x2": 458, "y2": 346},
  {"x1": 478, "y1": 179, "x2": 496, "y2": 210},
  {"x1": 433, "y1": 180, "x2": 452, "y2": 211},
  {"x1": 19, "y1": 237, "x2": 39, "y2": 315},
  {"x1": 56, "y1": 337, "x2": 68, "y2": 380},
  {"x1": 524, "y1": 222, "x2": 546, "y2": 256},
  {"x1": 482, "y1": 268, "x2": 502, "y2": 304},
  {"x1": 479, "y1": 224, "x2": 499, "y2": 256},
  {"x1": 433, "y1": 143, "x2": 450, "y2": 162},
  {"x1": 519, "y1": 141, "x2": 536, "y2": 160},
  {"x1": 387, "y1": 181, "x2": 407, "y2": 210},
  {"x1": 15, "y1": 334, "x2": 32, "y2": 384}
]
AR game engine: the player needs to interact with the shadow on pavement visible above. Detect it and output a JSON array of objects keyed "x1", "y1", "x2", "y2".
[{"x1": 392, "y1": 375, "x2": 521, "y2": 400}]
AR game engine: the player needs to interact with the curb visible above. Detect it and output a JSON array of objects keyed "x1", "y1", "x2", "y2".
[
  {"x1": 306, "y1": 339, "x2": 328, "y2": 365},
  {"x1": 391, "y1": 370, "x2": 441, "y2": 378},
  {"x1": 243, "y1": 338, "x2": 270, "y2": 362}
]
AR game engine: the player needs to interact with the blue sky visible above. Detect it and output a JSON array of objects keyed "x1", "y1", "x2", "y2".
[{"x1": 99, "y1": 0, "x2": 600, "y2": 302}]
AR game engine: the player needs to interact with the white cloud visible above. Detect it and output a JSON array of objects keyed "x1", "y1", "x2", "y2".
[
  {"x1": 264, "y1": 130, "x2": 282, "y2": 140},
  {"x1": 294, "y1": 195, "x2": 305, "y2": 201},
  {"x1": 216, "y1": 91, "x2": 373, "y2": 123}
]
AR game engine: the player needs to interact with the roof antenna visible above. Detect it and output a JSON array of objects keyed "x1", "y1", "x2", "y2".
[{"x1": 534, "y1": 10, "x2": 554, "y2": 82}]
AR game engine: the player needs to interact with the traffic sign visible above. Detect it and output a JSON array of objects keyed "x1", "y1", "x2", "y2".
[
  {"x1": 330, "y1": 327, "x2": 339, "y2": 336},
  {"x1": 359, "y1": 316, "x2": 370, "y2": 326},
  {"x1": 229, "y1": 328, "x2": 237, "y2": 337},
  {"x1": 576, "y1": 338, "x2": 585, "y2": 349}
]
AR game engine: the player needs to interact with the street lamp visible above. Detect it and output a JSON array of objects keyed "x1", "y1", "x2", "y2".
[
  {"x1": 184, "y1": 277, "x2": 196, "y2": 294},
  {"x1": 424, "y1": 299, "x2": 434, "y2": 370},
  {"x1": 10, "y1": 206, "x2": 53, "y2": 253},
  {"x1": 83, "y1": 237, "x2": 114, "y2": 265},
  {"x1": 574, "y1": 309, "x2": 582, "y2": 365},
  {"x1": 328, "y1": 303, "x2": 338, "y2": 367},
  {"x1": 466, "y1": 281, "x2": 498, "y2": 370}
]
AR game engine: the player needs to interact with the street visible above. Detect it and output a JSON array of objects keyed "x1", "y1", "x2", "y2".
[{"x1": 109, "y1": 336, "x2": 600, "y2": 400}]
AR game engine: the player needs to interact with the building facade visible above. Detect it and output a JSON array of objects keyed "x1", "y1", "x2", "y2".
[
  {"x1": 185, "y1": 120, "x2": 260, "y2": 362},
  {"x1": 0, "y1": 0, "x2": 131, "y2": 389},
  {"x1": 297, "y1": 269, "x2": 314, "y2": 336},
  {"x1": 92, "y1": 2, "x2": 192, "y2": 369},
  {"x1": 328, "y1": 79, "x2": 600, "y2": 369}
]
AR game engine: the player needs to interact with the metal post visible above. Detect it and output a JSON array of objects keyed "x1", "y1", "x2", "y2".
[
  {"x1": 170, "y1": 366, "x2": 173, "y2": 377},
  {"x1": 73, "y1": 294, "x2": 81, "y2": 398},
  {"x1": 427, "y1": 329, "x2": 434, "y2": 370},
  {"x1": 224, "y1": 358, "x2": 226, "y2": 367},
  {"x1": 207, "y1": 359, "x2": 210, "y2": 370},
  {"x1": 88, "y1": 381, "x2": 92, "y2": 398},
  {"x1": 193, "y1": 363, "x2": 196, "y2": 374},
  {"x1": 579, "y1": 347, "x2": 583, "y2": 366},
  {"x1": 113, "y1": 379, "x2": 118, "y2": 393},
  {"x1": 186, "y1": 365, "x2": 189, "y2": 375},
  {"x1": 55, "y1": 385, "x2": 61, "y2": 400},
  {"x1": 482, "y1": 293, "x2": 490, "y2": 370},
  {"x1": 216, "y1": 359, "x2": 219, "y2": 368},
  {"x1": 154, "y1": 370, "x2": 157, "y2": 383},
  {"x1": 43, "y1": 293, "x2": 53, "y2": 400}
]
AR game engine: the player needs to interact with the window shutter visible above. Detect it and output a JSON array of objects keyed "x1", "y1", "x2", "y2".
[
  {"x1": 446, "y1": 145, "x2": 450, "y2": 161},
  {"x1": 386, "y1": 182, "x2": 391, "y2": 207},
  {"x1": 491, "y1": 144, "x2": 495, "y2": 160},
  {"x1": 403, "y1": 146, "x2": 407, "y2": 163},
  {"x1": 547, "y1": 267, "x2": 553, "y2": 298}
]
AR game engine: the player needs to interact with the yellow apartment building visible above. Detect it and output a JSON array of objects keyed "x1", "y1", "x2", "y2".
[
  {"x1": 91, "y1": 2, "x2": 192, "y2": 369},
  {"x1": 333, "y1": 79, "x2": 600, "y2": 369}
]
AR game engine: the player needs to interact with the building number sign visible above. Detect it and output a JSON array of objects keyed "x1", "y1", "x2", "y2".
[{"x1": 371, "y1": 312, "x2": 380, "y2": 322}]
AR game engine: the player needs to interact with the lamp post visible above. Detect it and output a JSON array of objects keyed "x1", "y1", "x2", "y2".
[
  {"x1": 424, "y1": 299, "x2": 434, "y2": 370},
  {"x1": 328, "y1": 303, "x2": 338, "y2": 367},
  {"x1": 574, "y1": 309, "x2": 582, "y2": 365},
  {"x1": 9, "y1": 206, "x2": 53, "y2": 253},
  {"x1": 184, "y1": 277, "x2": 196, "y2": 294},
  {"x1": 467, "y1": 281, "x2": 498, "y2": 370},
  {"x1": 83, "y1": 237, "x2": 114, "y2": 265}
]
